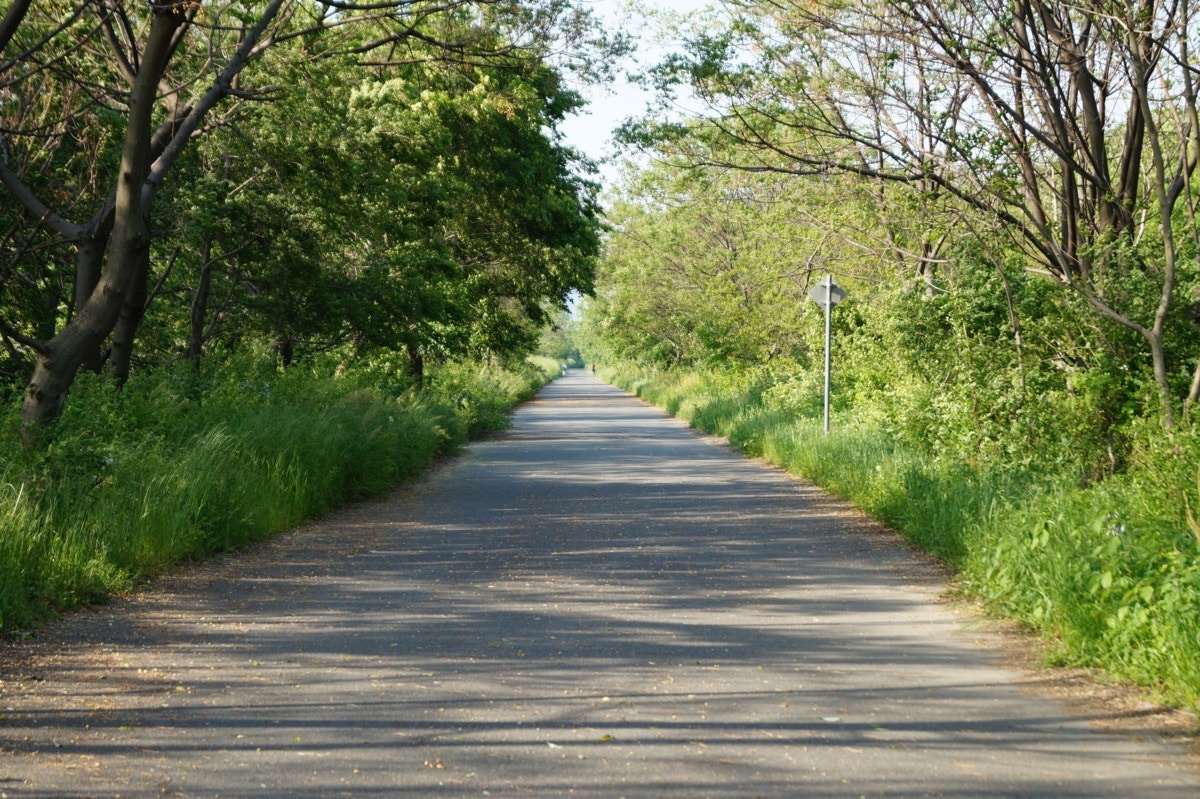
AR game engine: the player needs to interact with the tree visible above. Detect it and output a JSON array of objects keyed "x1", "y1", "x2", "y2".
[
  {"x1": 582, "y1": 160, "x2": 861, "y2": 368},
  {"x1": 633, "y1": 0, "x2": 1200, "y2": 426},
  {"x1": 0, "y1": 0, "x2": 609, "y2": 430}
]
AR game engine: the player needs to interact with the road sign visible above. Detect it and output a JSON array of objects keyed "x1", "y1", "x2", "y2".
[
  {"x1": 809, "y1": 275, "x2": 847, "y2": 310},
  {"x1": 809, "y1": 275, "x2": 847, "y2": 434}
]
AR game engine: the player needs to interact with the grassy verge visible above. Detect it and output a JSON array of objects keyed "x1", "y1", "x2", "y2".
[
  {"x1": 0, "y1": 355, "x2": 557, "y2": 633},
  {"x1": 601, "y1": 364, "x2": 1200, "y2": 712}
]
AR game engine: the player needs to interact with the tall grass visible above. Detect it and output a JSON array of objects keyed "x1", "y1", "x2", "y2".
[
  {"x1": 963, "y1": 472, "x2": 1200, "y2": 703},
  {"x1": 602, "y1": 363, "x2": 1200, "y2": 710},
  {"x1": 0, "y1": 355, "x2": 557, "y2": 632}
]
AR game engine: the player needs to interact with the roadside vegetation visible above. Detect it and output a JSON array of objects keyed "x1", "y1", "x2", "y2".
[
  {"x1": 0, "y1": 4, "x2": 601, "y2": 629},
  {"x1": 0, "y1": 355, "x2": 560, "y2": 633},
  {"x1": 593, "y1": 364, "x2": 1200, "y2": 710},
  {"x1": 577, "y1": 0, "x2": 1200, "y2": 712}
]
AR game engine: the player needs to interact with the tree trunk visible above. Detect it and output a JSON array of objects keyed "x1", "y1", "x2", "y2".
[
  {"x1": 1149, "y1": 332, "x2": 1175, "y2": 428},
  {"x1": 188, "y1": 154, "x2": 232, "y2": 367},
  {"x1": 187, "y1": 246, "x2": 215, "y2": 365},
  {"x1": 72, "y1": 210, "x2": 116, "y2": 373},
  {"x1": 20, "y1": 7, "x2": 183, "y2": 430},
  {"x1": 108, "y1": 246, "x2": 150, "y2": 384},
  {"x1": 272, "y1": 337, "x2": 294, "y2": 367},
  {"x1": 406, "y1": 341, "x2": 425, "y2": 387},
  {"x1": 0, "y1": 0, "x2": 32, "y2": 56}
]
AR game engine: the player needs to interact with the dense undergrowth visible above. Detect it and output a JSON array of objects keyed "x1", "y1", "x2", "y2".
[
  {"x1": 604, "y1": 364, "x2": 1200, "y2": 712},
  {"x1": 0, "y1": 355, "x2": 557, "y2": 633}
]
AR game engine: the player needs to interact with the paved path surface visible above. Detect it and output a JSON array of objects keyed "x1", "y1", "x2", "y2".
[{"x1": 1, "y1": 370, "x2": 1197, "y2": 798}]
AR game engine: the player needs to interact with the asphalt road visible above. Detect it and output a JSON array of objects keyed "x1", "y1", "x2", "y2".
[{"x1": 1, "y1": 369, "x2": 1197, "y2": 798}]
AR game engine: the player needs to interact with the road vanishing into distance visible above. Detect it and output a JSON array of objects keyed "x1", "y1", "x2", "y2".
[{"x1": 1, "y1": 370, "x2": 1198, "y2": 797}]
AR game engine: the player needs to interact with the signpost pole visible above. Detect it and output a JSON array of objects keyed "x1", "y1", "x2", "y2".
[
  {"x1": 808, "y1": 274, "x2": 845, "y2": 435},
  {"x1": 823, "y1": 276, "x2": 833, "y2": 434}
]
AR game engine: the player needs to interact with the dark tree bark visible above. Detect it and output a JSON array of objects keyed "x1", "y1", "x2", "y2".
[
  {"x1": 406, "y1": 341, "x2": 425, "y2": 387},
  {"x1": 108, "y1": 247, "x2": 150, "y2": 385},
  {"x1": 0, "y1": 0, "x2": 32, "y2": 57},
  {"x1": 272, "y1": 337, "x2": 294, "y2": 368},
  {"x1": 187, "y1": 242, "x2": 217, "y2": 366},
  {"x1": 20, "y1": 5, "x2": 185, "y2": 429}
]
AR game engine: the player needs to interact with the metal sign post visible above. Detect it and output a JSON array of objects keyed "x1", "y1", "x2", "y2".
[{"x1": 808, "y1": 274, "x2": 847, "y2": 434}]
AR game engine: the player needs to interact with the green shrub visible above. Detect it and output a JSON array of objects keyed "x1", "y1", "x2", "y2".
[
  {"x1": 0, "y1": 355, "x2": 549, "y2": 633},
  {"x1": 427, "y1": 358, "x2": 550, "y2": 436},
  {"x1": 963, "y1": 470, "x2": 1200, "y2": 707}
]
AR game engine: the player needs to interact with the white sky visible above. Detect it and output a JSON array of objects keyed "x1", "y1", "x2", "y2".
[{"x1": 558, "y1": 0, "x2": 711, "y2": 189}]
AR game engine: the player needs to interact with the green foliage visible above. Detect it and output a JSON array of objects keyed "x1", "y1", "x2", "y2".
[
  {"x1": 536, "y1": 308, "x2": 583, "y2": 366},
  {"x1": 587, "y1": 154, "x2": 1178, "y2": 483},
  {"x1": 1, "y1": 1, "x2": 606, "y2": 414},
  {"x1": 141, "y1": 44, "x2": 600, "y2": 374},
  {"x1": 963, "y1": 456, "x2": 1200, "y2": 705},
  {"x1": 0, "y1": 355, "x2": 549, "y2": 632},
  {"x1": 427, "y1": 358, "x2": 555, "y2": 436},
  {"x1": 580, "y1": 166, "x2": 833, "y2": 368},
  {"x1": 603, "y1": 362, "x2": 1200, "y2": 709}
]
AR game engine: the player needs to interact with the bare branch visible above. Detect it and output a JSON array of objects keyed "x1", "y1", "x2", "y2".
[
  {"x1": 0, "y1": 158, "x2": 84, "y2": 240},
  {"x1": 0, "y1": 0, "x2": 32, "y2": 58},
  {"x1": 0, "y1": 313, "x2": 48, "y2": 354},
  {"x1": 98, "y1": 2, "x2": 139, "y2": 87}
]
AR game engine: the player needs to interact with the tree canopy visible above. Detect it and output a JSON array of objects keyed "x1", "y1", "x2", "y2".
[
  {"x1": 576, "y1": 0, "x2": 1200, "y2": 484},
  {"x1": 614, "y1": 0, "x2": 1200, "y2": 429},
  {"x1": 0, "y1": 0, "x2": 610, "y2": 426}
]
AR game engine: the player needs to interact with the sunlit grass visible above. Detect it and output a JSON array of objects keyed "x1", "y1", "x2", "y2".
[
  {"x1": 602, "y1": 363, "x2": 1200, "y2": 711},
  {"x1": 0, "y1": 355, "x2": 556, "y2": 632}
]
